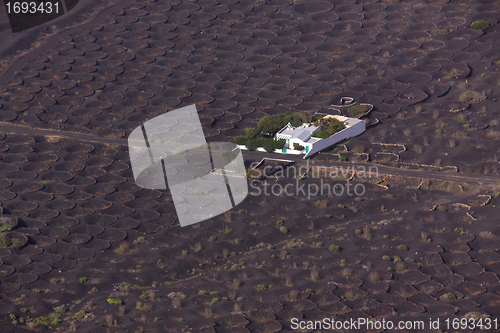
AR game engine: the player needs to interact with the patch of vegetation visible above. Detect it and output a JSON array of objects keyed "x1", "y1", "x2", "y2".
[
  {"x1": 436, "y1": 205, "x2": 448, "y2": 212},
  {"x1": 257, "y1": 113, "x2": 304, "y2": 135},
  {"x1": 458, "y1": 90, "x2": 486, "y2": 104},
  {"x1": 439, "y1": 293, "x2": 457, "y2": 301},
  {"x1": 256, "y1": 284, "x2": 267, "y2": 291},
  {"x1": 444, "y1": 69, "x2": 463, "y2": 80},
  {"x1": 396, "y1": 245, "x2": 409, "y2": 252},
  {"x1": 0, "y1": 216, "x2": 16, "y2": 232},
  {"x1": 431, "y1": 28, "x2": 451, "y2": 35},
  {"x1": 17, "y1": 306, "x2": 68, "y2": 328},
  {"x1": 328, "y1": 244, "x2": 341, "y2": 253},
  {"x1": 133, "y1": 236, "x2": 148, "y2": 244},
  {"x1": 347, "y1": 105, "x2": 370, "y2": 117},
  {"x1": 293, "y1": 143, "x2": 305, "y2": 150},
  {"x1": 107, "y1": 298, "x2": 123, "y2": 305},
  {"x1": 244, "y1": 137, "x2": 285, "y2": 152},
  {"x1": 470, "y1": 20, "x2": 489, "y2": 30},
  {"x1": 313, "y1": 117, "x2": 346, "y2": 138}
]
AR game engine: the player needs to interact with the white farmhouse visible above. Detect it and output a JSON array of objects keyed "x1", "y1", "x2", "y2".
[{"x1": 275, "y1": 115, "x2": 366, "y2": 158}]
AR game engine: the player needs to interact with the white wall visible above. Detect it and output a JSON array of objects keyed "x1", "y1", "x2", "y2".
[
  {"x1": 304, "y1": 121, "x2": 366, "y2": 158},
  {"x1": 236, "y1": 145, "x2": 304, "y2": 155},
  {"x1": 289, "y1": 138, "x2": 312, "y2": 150}
]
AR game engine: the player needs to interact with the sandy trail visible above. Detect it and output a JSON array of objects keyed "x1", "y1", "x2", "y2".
[{"x1": 1, "y1": 121, "x2": 499, "y2": 187}]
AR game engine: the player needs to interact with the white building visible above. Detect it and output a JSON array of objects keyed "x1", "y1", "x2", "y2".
[
  {"x1": 275, "y1": 115, "x2": 366, "y2": 158},
  {"x1": 275, "y1": 122, "x2": 320, "y2": 154}
]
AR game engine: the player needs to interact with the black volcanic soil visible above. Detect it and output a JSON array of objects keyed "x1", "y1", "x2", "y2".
[{"x1": 0, "y1": 0, "x2": 500, "y2": 332}]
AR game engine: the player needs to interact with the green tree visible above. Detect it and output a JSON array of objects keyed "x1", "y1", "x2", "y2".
[
  {"x1": 245, "y1": 128, "x2": 261, "y2": 139},
  {"x1": 245, "y1": 140, "x2": 259, "y2": 151},
  {"x1": 234, "y1": 136, "x2": 247, "y2": 145}
]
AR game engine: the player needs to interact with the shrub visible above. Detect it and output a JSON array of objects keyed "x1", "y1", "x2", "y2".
[
  {"x1": 257, "y1": 113, "x2": 303, "y2": 135},
  {"x1": 133, "y1": 236, "x2": 147, "y2": 244},
  {"x1": 245, "y1": 140, "x2": 259, "y2": 151},
  {"x1": 348, "y1": 105, "x2": 370, "y2": 117},
  {"x1": 313, "y1": 130, "x2": 330, "y2": 139},
  {"x1": 396, "y1": 245, "x2": 409, "y2": 252},
  {"x1": 293, "y1": 143, "x2": 304, "y2": 150},
  {"x1": 470, "y1": 20, "x2": 489, "y2": 30},
  {"x1": 280, "y1": 226, "x2": 289, "y2": 234},
  {"x1": 208, "y1": 236, "x2": 217, "y2": 242},
  {"x1": 458, "y1": 90, "x2": 485, "y2": 104},
  {"x1": 113, "y1": 242, "x2": 130, "y2": 254},
  {"x1": 382, "y1": 255, "x2": 391, "y2": 261},
  {"x1": 107, "y1": 298, "x2": 123, "y2": 305},
  {"x1": 256, "y1": 284, "x2": 267, "y2": 291},
  {"x1": 245, "y1": 128, "x2": 261, "y2": 139},
  {"x1": 487, "y1": 130, "x2": 500, "y2": 140},
  {"x1": 234, "y1": 136, "x2": 248, "y2": 145},
  {"x1": 325, "y1": 118, "x2": 346, "y2": 134},
  {"x1": 328, "y1": 244, "x2": 341, "y2": 253},
  {"x1": 79, "y1": 277, "x2": 88, "y2": 283},
  {"x1": 439, "y1": 293, "x2": 457, "y2": 301},
  {"x1": 261, "y1": 140, "x2": 276, "y2": 153},
  {"x1": 436, "y1": 205, "x2": 448, "y2": 212}
]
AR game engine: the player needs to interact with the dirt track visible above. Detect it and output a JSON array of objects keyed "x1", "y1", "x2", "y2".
[{"x1": 1, "y1": 121, "x2": 499, "y2": 187}]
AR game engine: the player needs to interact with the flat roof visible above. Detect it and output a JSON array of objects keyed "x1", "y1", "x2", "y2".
[{"x1": 278, "y1": 123, "x2": 319, "y2": 140}]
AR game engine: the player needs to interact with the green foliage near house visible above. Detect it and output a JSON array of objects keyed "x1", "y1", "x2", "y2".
[
  {"x1": 245, "y1": 127, "x2": 261, "y2": 139},
  {"x1": 293, "y1": 143, "x2": 304, "y2": 150},
  {"x1": 313, "y1": 131, "x2": 330, "y2": 139},
  {"x1": 235, "y1": 136, "x2": 248, "y2": 145},
  {"x1": 245, "y1": 137, "x2": 285, "y2": 151},
  {"x1": 245, "y1": 140, "x2": 259, "y2": 151},
  {"x1": 257, "y1": 113, "x2": 303, "y2": 135},
  {"x1": 313, "y1": 118, "x2": 346, "y2": 139},
  {"x1": 347, "y1": 105, "x2": 370, "y2": 117},
  {"x1": 470, "y1": 20, "x2": 489, "y2": 30}
]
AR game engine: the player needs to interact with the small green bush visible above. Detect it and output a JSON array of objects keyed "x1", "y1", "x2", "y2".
[
  {"x1": 256, "y1": 284, "x2": 267, "y2": 291},
  {"x1": 133, "y1": 236, "x2": 147, "y2": 244},
  {"x1": 313, "y1": 130, "x2": 330, "y2": 139},
  {"x1": 107, "y1": 298, "x2": 123, "y2": 305},
  {"x1": 348, "y1": 105, "x2": 370, "y2": 117},
  {"x1": 470, "y1": 20, "x2": 489, "y2": 30},
  {"x1": 245, "y1": 140, "x2": 259, "y2": 151},
  {"x1": 279, "y1": 226, "x2": 289, "y2": 234},
  {"x1": 234, "y1": 136, "x2": 248, "y2": 145},
  {"x1": 293, "y1": 143, "x2": 305, "y2": 150},
  {"x1": 328, "y1": 244, "x2": 341, "y2": 253},
  {"x1": 439, "y1": 292, "x2": 457, "y2": 301},
  {"x1": 396, "y1": 245, "x2": 409, "y2": 252},
  {"x1": 436, "y1": 205, "x2": 448, "y2": 212}
]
